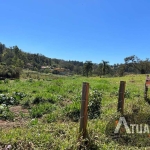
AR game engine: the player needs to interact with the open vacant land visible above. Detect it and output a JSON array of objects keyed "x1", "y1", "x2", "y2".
[{"x1": 0, "y1": 74, "x2": 150, "y2": 149}]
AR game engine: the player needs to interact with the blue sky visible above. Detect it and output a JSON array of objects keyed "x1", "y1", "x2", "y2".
[{"x1": 0, "y1": 0, "x2": 150, "y2": 65}]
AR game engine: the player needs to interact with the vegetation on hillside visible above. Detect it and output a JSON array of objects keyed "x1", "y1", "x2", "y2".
[{"x1": 1, "y1": 42, "x2": 150, "y2": 79}]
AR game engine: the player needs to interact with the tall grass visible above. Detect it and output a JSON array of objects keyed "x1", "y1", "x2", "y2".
[{"x1": 0, "y1": 74, "x2": 149, "y2": 149}]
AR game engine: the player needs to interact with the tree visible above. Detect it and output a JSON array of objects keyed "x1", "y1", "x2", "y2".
[
  {"x1": 83, "y1": 61, "x2": 93, "y2": 77},
  {"x1": 13, "y1": 46, "x2": 20, "y2": 56},
  {"x1": 98, "y1": 63, "x2": 103, "y2": 77},
  {"x1": 74, "y1": 65, "x2": 82, "y2": 74},
  {"x1": 117, "y1": 64, "x2": 126, "y2": 76},
  {"x1": 0, "y1": 43, "x2": 5, "y2": 62},
  {"x1": 0, "y1": 43, "x2": 5, "y2": 54},
  {"x1": 124, "y1": 55, "x2": 150, "y2": 74},
  {"x1": 102, "y1": 60, "x2": 109, "y2": 75},
  {"x1": 0, "y1": 42, "x2": 93, "y2": 75},
  {"x1": 0, "y1": 65, "x2": 22, "y2": 79}
]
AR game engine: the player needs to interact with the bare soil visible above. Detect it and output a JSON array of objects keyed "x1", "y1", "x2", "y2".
[{"x1": 0, "y1": 106, "x2": 29, "y2": 129}]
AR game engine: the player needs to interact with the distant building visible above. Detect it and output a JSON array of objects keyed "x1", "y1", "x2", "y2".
[{"x1": 41, "y1": 66, "x2": 51, "y2": 69}]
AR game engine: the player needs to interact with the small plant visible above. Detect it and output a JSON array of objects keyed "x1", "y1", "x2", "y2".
[
  {"x1": 0, "y1": 92, "x2": 27, "y2": 106},
  {"x1": 44, "y1": 112, "x2": 57, "y2": 123},
  {"x1": 124, "y1": 90, "x2": 131, "y2": 98},
  {"x1": 29, "y1": 118, "x2": 38, "y2": 125},
  {"x1": 13, "y1": 92, "x2": 27, "y2": 99},
  {"x1": 0, "y1": 94, "x2": 16, "y2": 105},
  {"x1": 0, "y1": 104, "x2": 14, "y2": 121},
  {"x1": 88, "y1": 90, "x2": 102, "y2": 119}
]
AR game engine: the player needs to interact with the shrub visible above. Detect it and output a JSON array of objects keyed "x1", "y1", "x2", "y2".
[
  {"x1": 124, "y1": 90, "x2": 131, "y2": 98},
  {"x1": 29, "y1": 118, "x2": 38, "y2": 125},
  {"x1": 0, "y1": 104, "x2": 14, "y2": 121},
  {"x1": 13, "y1": 92, "x2": 27, "y2": 100},
  {"x1": 0, "y1": 92, "x2": 27, "y2": 106},
  {"x1": 88, "y1": 90, "x2": 102, "y2": 119},
  {"x1": 0, "y1": 94, "x2": 16, "y2": 105}
]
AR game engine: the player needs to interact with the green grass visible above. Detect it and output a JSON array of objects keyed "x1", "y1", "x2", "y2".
[{"x1": 0, "y1": 74, "x2": 149, "y2": 149}]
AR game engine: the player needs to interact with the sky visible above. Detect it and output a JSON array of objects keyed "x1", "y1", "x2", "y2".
[{"x1": 0, "y1": 0, "x2": 150, "y2": 65}]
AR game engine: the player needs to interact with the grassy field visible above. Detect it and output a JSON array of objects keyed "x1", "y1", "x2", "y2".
[{"x1": 0, "y1": 73, "x2": 150, "y2": 149}]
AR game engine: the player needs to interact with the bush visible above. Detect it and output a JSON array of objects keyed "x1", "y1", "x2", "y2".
[
  {"x1": 0, "y1": 65, "x2": 21, "y2": 79},
  {"x1": 0, "y1": 104, "x2": 14, "y2": 121},
  {"x1": 0, "y1": 92, "x2": 27, "y2": 106},
  {"x1": 124, "y1": 90, "x2": 131, "y2": 98},
  {"x1": 0, "y1": 94, "x2": 16, "y2": 105},
  {"x1": 88, "y1": 90, "x2": 102, "y2": 119}
]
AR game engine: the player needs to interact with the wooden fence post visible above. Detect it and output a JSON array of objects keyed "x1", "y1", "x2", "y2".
[
  {"x1": 79, "y1": 82, "x2": 89, "y2": 139},
  {"x1": 117, "y1": 81, "x2": 126, "y2": 115},
  {"x1": 144, "y1": 83, "x2": 148, "y2": 100}
]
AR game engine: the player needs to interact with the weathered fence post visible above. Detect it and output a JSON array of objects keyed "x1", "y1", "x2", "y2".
[
  {"x1": 79, "y1": 82, "x2": 89, "y2": 139},
  {"x1": 144, "y1": 83, "x2": 148, "y2": 100},
  {"x1": 117, "y1": 81, "x2": 126, "y2": 115}
]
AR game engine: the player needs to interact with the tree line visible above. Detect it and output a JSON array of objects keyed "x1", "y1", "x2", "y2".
[
  {"x1": 83, "y1": 56, "x2": 150, "y2": 77},
  {"x1": 0, "y1": 42, "x2": 150, "y2": 78}
]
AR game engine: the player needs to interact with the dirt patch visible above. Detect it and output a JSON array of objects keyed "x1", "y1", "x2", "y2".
[
  {"x1": 0, "y1": 106, "x2": 29, "y2": 129},
  {"x1": 9, "y1": 105, "x2": 28, "y2": 114},
  {"x1": 0, "y1": 120, "x2": 25, "y2": 129},
  {"x1": 59, "y1": 99, "x2": 72, "y2": 107}
]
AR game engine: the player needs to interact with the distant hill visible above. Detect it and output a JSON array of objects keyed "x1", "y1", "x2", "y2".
[{"x1": 0, "y1": 42, "x2": 84, "y2": 75}]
